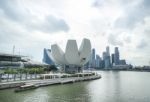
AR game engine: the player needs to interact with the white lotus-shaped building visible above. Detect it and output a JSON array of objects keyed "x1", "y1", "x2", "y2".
[{"x1": 49, "y1": 38, "x2": 91, "y2": 67}]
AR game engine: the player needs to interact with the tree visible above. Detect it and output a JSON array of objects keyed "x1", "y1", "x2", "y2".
[
  {"x1": 23, "y1": 69, "x2": 29, "y2": 80},
  {"x1": 12, "y1": 69, "x2": 17, "y2": 81},
  {"x1": 0, "y1": 73, "x2": 2, "y2": 82},
  {"x1": 50, "y1": 65, "x2": 58, "y2": 71},
  {"x1": 17, "y1": 68, "x2": 24, "y2": 80},
  {"x1": 44, "y1": 65, "x2": 58, "y2": 73},
  {"x1": 0, "y1": 70, "x2": 4, "y2": 82},
  {"x1": 4, "y1": 68, "x2": 11, "y2": 81}
]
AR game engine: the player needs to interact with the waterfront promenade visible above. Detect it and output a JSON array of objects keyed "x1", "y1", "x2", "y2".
[{"x1": 0, "y1": 74, "x2": 101, "y2": 89}]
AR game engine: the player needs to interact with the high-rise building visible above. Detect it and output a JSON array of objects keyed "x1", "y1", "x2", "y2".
[
  {"x1": 106, "y1": 46, "x2": 110, "y2": 56},
  {"x1": 105, "y1": 46, "x2": 111, "y2": 68},
  {"x1": 111, "y1": 54, "x2": 115, "y2": 65},
  {"x1": 102, "y1": 52, "x2": 107, "y2": 61},
  {"x1": 43, "y1": 48, "x2": 54, "y2": 64},
  {"x1": 102, "y1": 51, "x2": 110, "y2": 69},
  {"x1": 88, "y1": 53, "x2": 92, "y2": 68},
  {"x1": 95, "y1": 55, "x2": 101, "y2": 68},
  {"x1": 104, "y1": 56, "x2": 111, "y2": 69},
  {"x1": 88, "y1": 48, "x2": 96, "y2": 68},
  {"x1": 99, "y1": 56, "x2": 103, "y2": 68},
  {"x1": 92, "y1": 48, "x2": 96, "y2": 68},
  {"x1": 101, "y1": 60, "x2": 105, "y2": 68},
  {"x1": 114, "y1": 47, "x2": 120, "y2": 65},
  {"x1": 102, "y1": 52, "x2": 106, "y2": 68}
]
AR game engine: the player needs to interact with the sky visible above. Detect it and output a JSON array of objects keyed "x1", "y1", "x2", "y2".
[{"x1": 0, "y1": 0, "x2": 150, "y2": 66}]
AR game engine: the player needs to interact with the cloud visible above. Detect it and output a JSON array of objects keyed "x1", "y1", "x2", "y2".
[
  {"x1": 28, "y1": 16, "x2": 70, "y2": 33},
  {"x1": 124, "y1": 36, "x2": 131, "y2": 43},
  {"x1": 92, "y1": 0, "x2": 105, "y2": 7},
  {"x1": 0, "y1": 0, "x2": 70, "y2": 33},
  {"x1": 107, "y1": 34, "x2": 123, "y2": 46},
  {"x1": 0, "y1": 0, "x2": 29, "y2": 22},
  {"x1": 93, "y1": 0, "x2": 150, "y2": 30},
  {"x1": 136, "y1": 40, "x2": 148, "y2": 49},
  {"x1": 114, "y1": 0, "x2": 150, "y2": 29}
]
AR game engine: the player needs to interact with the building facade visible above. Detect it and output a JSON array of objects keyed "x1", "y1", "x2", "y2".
[
  {"x1": 50, "y1": 38, "x2": 91, "y2": 73},
  {"x1": 114, "y1": 47, "x2": 120, "y2": 65},
  {"x1": 43, "y1": 48, "x2": 54, "y2": 65}
]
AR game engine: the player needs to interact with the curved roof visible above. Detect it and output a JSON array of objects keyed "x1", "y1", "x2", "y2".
[
  {"x1": 51, "y1": 44, "x2": 67, "y2": 64},
  {"x1": 79, "y1": 38, "x2": 91, "y2": 65},
  {"x1": 49, "y1": 38, "x2": 91, "y2": 66},
  {"x1": 65, "y1": 40, "x2": 80, "y2": 65}
]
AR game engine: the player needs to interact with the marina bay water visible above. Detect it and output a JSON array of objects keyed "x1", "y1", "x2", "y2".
[{"x1": 0, "y1": 71, "x2": 150, "y2": 102}]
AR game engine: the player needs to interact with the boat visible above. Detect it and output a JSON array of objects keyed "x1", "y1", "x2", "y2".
[{"x1": 14, "y1": 83, "x2": 39, "y2": 92}]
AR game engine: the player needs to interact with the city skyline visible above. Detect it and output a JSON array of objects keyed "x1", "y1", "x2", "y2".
[
  {"x1": 0, "y1": 0, "x2": 150, "y2": 66},
  {"x1": 87, "y1": 46, "x2": 127, "y2": 69}
]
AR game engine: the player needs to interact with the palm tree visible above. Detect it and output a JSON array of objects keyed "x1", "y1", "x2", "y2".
[
  {"x1": 12, "y1": 69, "x2": 17, "y2": 81},
  {"x1": 0, "y1": 70, "x2": 4, "y2": 82},
  {"x1": 17, "y1": 68, "x2": 24, "y2": 80},
  {"x1": 4, "y1": 68, "x2": 11, "y2": 82},
  {"x1": 0, "y1": 73, "x2": 2, "y2": 82},
  {"x1": 29, "y1": 68, "x2": 34, "y2": 79},
  {"x1": 23, "y1": 69, "x2": 28, "y2": 80}
]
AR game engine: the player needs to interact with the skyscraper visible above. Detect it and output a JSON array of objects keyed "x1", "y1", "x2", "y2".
[
  {"x1": 105, "y1": 56, "x2": 110, "y2": 69},
  {"x1": 92, "y1": 48, "x2": 96, "y2": 68},
  {"x1": 88, "y1": 48, "x2": 96, "y2": 68},
  {"x1": 105, "y1": 46, "x2": 111, "y2": 68},
  {"x1": 106, "y1": 46, "x2": 110, "y2": 56},
  {"x1": 102, "y1": 52, "x2": 107, "y2": 61},
  {"x1": 95, "y1": 55, "x2": 101, "y2": 68},
  {"x1": 114, "y1": 47, "x2": 120, "y2": 65},
  {"x1": 111, "y1": 54, "x2": 115, "y2": 65},
  {"x1": 102, "y1": 51, "x2": 110, "y2": 69},
  {"x1": 43, "y1": 48, "x2": 54, "y2": 64},
  {"x1": 88, "y1": 53, "x2": 92, "y2": 68}
]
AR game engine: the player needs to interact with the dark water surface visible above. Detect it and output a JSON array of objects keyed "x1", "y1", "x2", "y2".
[{"x1": 0, "y1": 71, "x2": 150, "y2": 102}]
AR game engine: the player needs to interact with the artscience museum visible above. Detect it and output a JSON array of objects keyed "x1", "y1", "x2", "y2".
[{"x1": 48, "y1": 38, "x2": 91, "y2": 73}]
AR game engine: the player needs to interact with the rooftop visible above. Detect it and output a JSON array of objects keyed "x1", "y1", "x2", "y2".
[{"x1": 0, "y1": 53, "x2": 26, "y2": 58}]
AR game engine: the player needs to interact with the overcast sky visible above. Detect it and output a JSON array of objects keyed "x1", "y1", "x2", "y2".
[{"x1": 0, "y1": 0, "x2": 150, "y2": 66}]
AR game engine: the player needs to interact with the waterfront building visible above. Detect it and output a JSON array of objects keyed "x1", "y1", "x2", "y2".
[
  {"x1": 105, "y1": 56, "x2": 111, "y2": 69},
  {"x1": 119, "y1": 59, "x2": 126, "y2": 65},
  {"x1": 112, "y1": 65, "x2": 131, "y2": 70},
  {"x1": 102, "y1": 52, "x2": 107, "y2": 61},
  {"x1": 88, "y1": 53, "x2": 92, "y2": 68},
  {"x1": 102, "y1": 52, "x2": 106, "y2": 68},
  {"x1": 111, "y1": 54, "x2": 115, "y2": 65},
  {"x1": 105, "y1": 46, "x2": 111, "y2": 68},
  {"x1": 0, "y1": 53, "x2": 23, "y2": 68},
  {"x1": 49, "y1": 38, "x2": 91, "y2": 73},
  {"x1": 106, "y1": 46, "x2": 110, "y2": 56},
  {"x1": 43, "y1": 48, "x2": 54, "y2": 65},
  {"x1": 0, "y1": 53, "x2": 47, "y2": 68},
  {"x1": 95, "y1": 55, "x2": 100, "y2": 68},
  {"x1": 91, "y1": 48, "x2": 96, "y2": 68},
  {"x1": 102, "y1": 46, "x2": 111, "y2": 69},
  {"x1": 101, "y1": 60, "x2": 105, "y2": 69},
  {"x1": 88, "y1": 48, "x2": 96, "y2": 69},
  {"x1": 114, "y1": 47, "x2": 120, "y2": 65}
]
